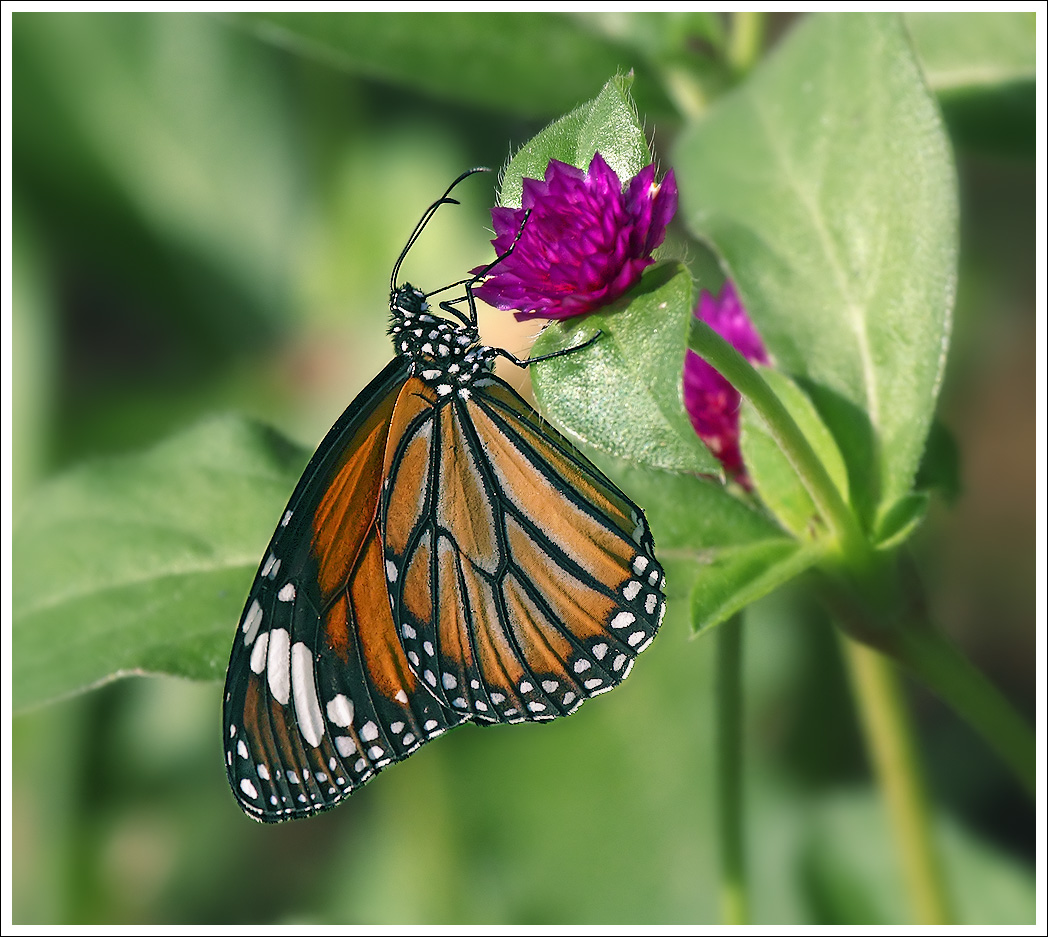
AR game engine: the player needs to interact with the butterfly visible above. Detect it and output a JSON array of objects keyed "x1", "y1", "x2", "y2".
[{"x1": 223, "y1": 169, "x2": 666, "y2": 821}]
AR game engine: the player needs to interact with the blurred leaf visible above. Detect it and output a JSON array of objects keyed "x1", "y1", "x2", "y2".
[
  {"x1": 575, "y1": 10, "x2": 726, "y2": 59},
  {"x1": 907, "y1": 12, "x2": 1034, "y2": 91},
  {"x1": 907, "y1": 12, "x2": 1035, "y2": 157},
  {"x1": 13, "y1": 417, "x2": 308, "y2": 711},
  {"x1": 675, "y1": 12, "x2": 957, "y2": 531},
  {"x1": 872, "y1": 492, "x2": 930, "y2": 552},
  {"x1": 13, "y1": 12, "x2": 299, "y2": 339},
  {"x1": 690, "y1": 539, "x2": 821, "y2": 633},
  {"x1": 12, "y1": 206, "x2": 56, "y2": 502},
  {"x1": 573, "y1": 11, "x2": 733, "y2": 118},
  {"x1": 532, "y1": 265, "x2": 719, "y2": 474},
  {"x1": 496, "y1": 74, "x2": 651, "y2": 209},
  {"x1": 230, "y1": 11, "x2": 674, "y2": 120},
  {"x1": 741, "y1": 367, "x2": 850, "y2": 539}
]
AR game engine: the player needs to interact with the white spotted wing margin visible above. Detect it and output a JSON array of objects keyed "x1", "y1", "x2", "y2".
[
  {"x1": 223, "y1": 358, "x2": 466, "y2": 823},
  {"x1": 380, "y1": 371, "x2": 667, "y2": 729}
]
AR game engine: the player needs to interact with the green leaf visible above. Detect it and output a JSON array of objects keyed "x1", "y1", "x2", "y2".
[
  {"x1": 230, "y1": 12, "x2": 673, "y2": 120},
  {"x1": 675, "y1": 12, "x2": 957, "y2": 531},
  {"x1": 907, "y1": 12, "x2": 1035, "y2": 157},
  {"x1": 872, "y1": 492, "x2": 929, "y2": 552},
  {"x1": 13, "y1": 13, "x2": 299, "y2": 333},
  {"x1": 741, "y1": 367, "x2": 849, "y2": 539},
  {"x1": 690, "y1": 539, "x2": 821, "y2": 634},
  {"x1": 530, "y1": 264, "x2": 720, "y2": 475},
  {"x1": 13, "y1": 417, "x2": 308, "y2": 712},
  {"x1": 594, "y1": 458, "x2": 819, "y2": 628},
  {"x1": 907, "y1": 12, "x2": 1034, "y2": 91},
  {"x1": 497, "y1": 75, "x2": 651, "y2": 208}
]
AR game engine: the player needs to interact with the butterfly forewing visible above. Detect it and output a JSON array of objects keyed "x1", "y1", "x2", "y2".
[
  {"x1": 381, "y1": 373, "x2": 665, "y2": 726},
  {"x1": 223, "y1": 360, "x2": 465, "y2": 822}
]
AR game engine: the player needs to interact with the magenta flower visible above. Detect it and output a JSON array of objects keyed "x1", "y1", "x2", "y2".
[
  {"x1": 473, "y1": 152, "x2": 677, "y2": 321},
  {"x1": 684, "y1": 282, "x2": 769, "y2": 487}
]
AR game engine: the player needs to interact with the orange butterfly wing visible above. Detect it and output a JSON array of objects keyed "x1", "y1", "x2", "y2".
[{"x1": 381, "y1": 374, "x2": 665, "y2": 724}]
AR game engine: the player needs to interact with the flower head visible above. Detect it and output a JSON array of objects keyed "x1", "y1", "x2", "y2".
[
  {"x1": 473, "y1": 152, "x2": 677, "y2": 321},
  {"x1": 684, "y1": 282, "x2": 769, "y2": 486}
]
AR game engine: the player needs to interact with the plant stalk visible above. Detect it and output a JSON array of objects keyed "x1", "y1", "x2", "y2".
[
  {"x1": 716, "y1": 615, "x2": 748, "y2": 924},
  {"x1": 841, "y1": 636, "x2": 954, "y2": 924}
]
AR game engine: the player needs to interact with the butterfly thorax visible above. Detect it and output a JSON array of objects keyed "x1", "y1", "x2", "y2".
[{"x1": 389, "y1": 284, "x2": 497, "y2": 400}]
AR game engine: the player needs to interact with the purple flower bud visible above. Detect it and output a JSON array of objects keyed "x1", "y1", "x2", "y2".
[
  {"x1": 473, "y1": 153, "x2": 677, "y2": 321},
  {"x1": 684, "y1": 282, "x2": 769, "y2": 487}
]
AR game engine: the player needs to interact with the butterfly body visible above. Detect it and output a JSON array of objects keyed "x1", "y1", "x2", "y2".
[{"x1": 224, "y1": 211, "x2": 665, "y2": 823}]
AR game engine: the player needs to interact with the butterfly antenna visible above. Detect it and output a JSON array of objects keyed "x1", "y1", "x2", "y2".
[{"x1": 390, "y1": 167, "x2": 491, "y2": 292}]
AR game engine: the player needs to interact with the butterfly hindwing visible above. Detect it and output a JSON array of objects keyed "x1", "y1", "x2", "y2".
[
  {"x1": 223, "y1": 360, "x2": 465, "y2": 822},
  {"x1": 380, "y1": 374, "x2": 665, "y2": 726}
]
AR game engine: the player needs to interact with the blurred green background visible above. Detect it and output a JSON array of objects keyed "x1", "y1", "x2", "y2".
[{"x1": 10, "y1": 11, "x2": 1035, "y2": 924}]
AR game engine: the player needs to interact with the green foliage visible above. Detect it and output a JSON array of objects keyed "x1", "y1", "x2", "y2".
[
  {"x1": 675, "y1": 13, "x2": 957, "y2": 532},
  {"x1": 230, "y1": 11, "x2": 677, "y2": 119},
  {"x1": 13, "y1": 418, "x2": 308, "y2": 711},
  {"x1": 741, "y1": 368, "x2": 850, "y2": 539},
  {"x1": 533, "y1": 265, "x2": 717, "y2": 474},
  {"x1": 496, "y1": 75, "x2": 652, "y2": 208},
  {"x1": 11, "y1": 10, "x2": 1033, "y2": 925}
]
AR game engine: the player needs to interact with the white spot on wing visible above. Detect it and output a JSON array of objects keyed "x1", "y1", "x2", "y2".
[
  {"x1": 240, "y1": 778, "x2": 259, "y2": 800},
  {"x1": 610, "y1": 611, "x2": 635, "y2": 629},
  {"x1": 241, "y1": 599, "x2": 263, "y2": 644},
  {"x1": 266, "y1": 629, "x2": 291, "y2": 705},
  {"x1": 361, "y1": 721, "x2": 379, "y2": 742},
  {"x1": 292, "y1": 642, "x2": 324, "y2": 747},
  {"x1": 278, "y1": 582, "x2": 296, "y2": 602},
  {"x1": 326, "y1": 694, "x2": 354, "y2": 728},
  {"x1": 249, "y1": 631, "x2": 269, "y2": 674}
]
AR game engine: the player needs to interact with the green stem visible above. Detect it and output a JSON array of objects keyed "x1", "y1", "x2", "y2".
[
  {"x1": 688, "y1": 321, "x2": 867, "y2": 564},
  {"x1": 727, "y1": 11, "x2": 765, "y2": 74},
  {"x1": 894, "y1": 626, "x2": 1035, "y2": 798},
  {"x1": 716, "y1": 615, "x2": 748, "y2": 924},
  {"x1": 821, "y1": 563, "x2": 1036, "y2": 799},
  {"x1": 841, "y1": 636, "x2": 954, "y2": 924}
]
